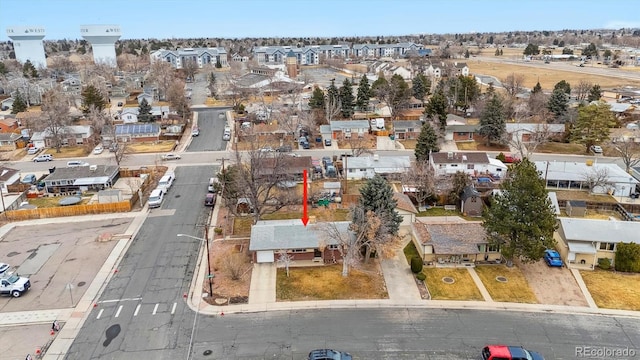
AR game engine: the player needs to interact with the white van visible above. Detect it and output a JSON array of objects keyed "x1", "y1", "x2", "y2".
[
  {"x1": 148, "y1": 188, "x2": 164, "y2": 208},
  {"x1": 67, "y1": 160, "x2": 90, "y2": 167},
  {"x1": 208, "y1": 177, "x2": 218, "y2": 192},
  {"x1": 158, "y1": 172, "x2": 175, "y2": 193}
]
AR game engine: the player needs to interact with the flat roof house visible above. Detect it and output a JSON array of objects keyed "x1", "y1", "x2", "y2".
[
  {"x1": 430, "y1": 152, "x2": 507, "y2": 178},
  {"x1": 345, "y1": 155, "x2": 411, "y2": 180},
  {"x1": 44, "y1": 165, "x2": 119, "y2": 194},
  {"x1": 115, "y1": 124, "x2": 161, "y2": 143},
  {"x1": 535, "y1": 161, "x2": 638, "y2": 197}
]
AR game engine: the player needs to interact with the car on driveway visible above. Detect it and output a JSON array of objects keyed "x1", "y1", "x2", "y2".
[
  {"x1": 93, "y1": 145, "x2": 104, "y2": 155},
  {"x1": 543, "y1": 249, "x2": 563, "y2": 267},
  {"x1": 590, "y1": 145, "x2": 603, "y2": 154},
  {"x1": 482, "y1": 345, "x2": 545, "y2": 360},
  {"x1": 308, "y1": 349, "x2": 352, "y2": 360},
  {"x1": 33, "y1": 154, "x2": 53, "y2": 162},
  {"x1": 324, "y1": 138, "x2": 332, "y2": 146},
  {"x1": 21, "y1": 174, "x2": 37, "y2": 184},
  {"x1": 161, "y1": 153, "x2": 181, "y2": 161},
  {"x1": 27, "y1": 147, "x2": 41, "y2": 155},
  {"x1": 191, "y1": 128, "x2": 200, "y2": 137}
]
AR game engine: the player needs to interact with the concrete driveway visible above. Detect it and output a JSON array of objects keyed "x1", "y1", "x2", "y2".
[{"x1": 516, "y1": 259, "x2": 588, "y2": 307}]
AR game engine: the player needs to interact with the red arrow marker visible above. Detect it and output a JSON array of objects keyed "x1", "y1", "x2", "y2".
[{"x1": 301, "y1": 169, "x2": 309, "y2": 226}]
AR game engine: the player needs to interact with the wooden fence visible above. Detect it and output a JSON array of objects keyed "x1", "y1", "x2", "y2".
[{"x1": 5, "y1": 201, "x2": 131, "y2": 221}]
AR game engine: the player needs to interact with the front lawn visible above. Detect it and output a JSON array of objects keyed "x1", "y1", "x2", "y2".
[
  {"x1": 261, "y1": 208, "x2": 350, "y2": 222},
  {"x1": 232, "y1": 216, "x2": 253, "y2": 237},
  {"x1": 580, "y1": 270, "x2": 640, "y2": 311},
  {"x1": 126, "y1": 141, "x2": 176, "y2": 153},
  {"x1": 276, "y1": 263, "x2": 388, "y2": 301},
  {"x1": 422, "y1": 268, "x2": 483, "y2": 301},
  {"x1": 474, "y1": 265, "x2": 538, "y2": 303},
  {"x1": 536, "y1": 142, "x2": 586, "y2": 155},
  {"x1": 44, "y1": 146, "x2": 89, "y2": 158}
]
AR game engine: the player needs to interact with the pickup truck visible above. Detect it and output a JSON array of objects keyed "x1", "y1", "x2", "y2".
[{"x1": 1, "y1": 274, "x2": 31, "y2": 298}]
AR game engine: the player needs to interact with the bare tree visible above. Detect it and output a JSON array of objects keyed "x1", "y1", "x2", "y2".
[
  {"x1": 582, "y1": 167, "x2": 611, "y2": 194},
  {"x1": 506, "y1": 123, "x2": 553, "y2": 159},
  {"x1": 344, "y1": 136, "x2": 374, "y2": 157},
  {"x1": 148, "y1": 61, "x2": 176, "y2": 101},
  {"x1": 182, "y1": 58, "x2": 198, "y2": 82},
  {"x1": 317, "y1": 221, "x2": 360, "y2": 277},
  {"x1": 87, "y1": 105, "x2": 108, "y2": 140},
  {"x1": 276, "y1": 250, "x2": 294, "y2": 277},
  {"x1": 527, "y1": 92, "x2": 551, "y2": 121},
  {"x1": 166, "y1": 78, "x2": 191, "y2": 121},
  {"x1": 613, "y1": 139, "x2": 640, "y2": 172},
  {"x1": 501, "y1": 73, "x2": 525, "y2": 98},
  {"x1": 401, "y1": 161, "x2": 436, "y2": 209},
  {"x1": 219, "y1": 248, "x2": 248, "y2": 281},
  {"x1": 117, "y1": 53, "x2": 150, "y2": 73},
  {"x1": 575, "y1": 80, "x2": 593, "y2": 102},
  {"x1": 49, "y1": 55, "x2": 77, "y2": 74},
  {"x1": 39, "y1": 86, "x2": 71, "y2": 153}
]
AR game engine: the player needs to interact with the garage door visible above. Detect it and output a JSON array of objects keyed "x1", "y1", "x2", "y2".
[{"x1": 256, "y1": 250, "x2": 274, "y2": 263}]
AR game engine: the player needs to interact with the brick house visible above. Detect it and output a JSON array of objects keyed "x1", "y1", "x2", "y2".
[
  {"x1": 0, "y1": 133, "x2": 22, "y2": 151},
  {"x1": 393, "y1": 120, "x2": 423, "y2": 140},
  {"x1": 254, "y1": 156, "x2": 312, "y2": 182},
  {"x1": 249, "y1": 220, "x2": 348, "y2": 264},
  {"x1": 30, "y1": 125, "x2": 94, "y2": 149},
  {"x1": 115, "y1": 123, "x2": 161, "y2": 143},
  {"x1": 0, "y1": 118, "x2": 19, "y2": 133}
]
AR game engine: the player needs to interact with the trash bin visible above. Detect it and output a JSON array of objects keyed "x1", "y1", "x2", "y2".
[{"x1": 389, "y1": 135, "x2": 395, "y2": 140}]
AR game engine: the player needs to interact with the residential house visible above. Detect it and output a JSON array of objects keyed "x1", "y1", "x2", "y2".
[
  {"x1": 120, "y1": 108, "x2": 139, "y2": 123},
  {"x1": 249, "y1": 219, "x2": 348, "y2": 264},
  {"x1": 150, "y1": 47, "x2": 228, "y2": 69},
  {"x1": 0, "y1": 167, "x2": 20, "y2": 194},
  {"x1": 454, "y1": 62, "x2": 470, "y2": 76},
  {"x1": 0, "y1": 133, "x2": 22, "y2": 151},
  {"x1": 254, "y1": 156, "x2": 313, "y2": 182},
  {"x1": 329, "y1": 120, "x2": 370, "y2": 139},
  {"x1": 424, "y1": 63, "x2": 442, "y2": 79},
  {"x1": 43, "y1": 165, "x2": 120, "y2": 194},
  {"x1": 393, "y1": 192, "x2": 418, "y2": 226},
  {"x1": 61, "y1": 76, "x2": 82, "y2": 95},
  {"x1": 344, "y1": 155, "x2": 411, "y2": 179},
  {"x1": 231, "y1": 53, "x2": 249, "y2": 63},
  {"x1": 388, "y1": 65, "x2": 412, "y2": 80},
  {"x1": 505, "y1": 123, "x2": 566, "y2": 144},
  {"x1": 137, "y1": 92, "x2": 154, "y2": 105},
  {"x1": 556, "y1": 217, "x2": 640, "y2": 270},
  {"x1": 430, "y1": 152, "x2": 507, "y2": 178},
  {"x1": 460, "y1": 186, "x2": 483, "y2": 217},
  {"x1": 30, "y1": 125, "x2": 94, "y2": 149},
  {"x1": 114, "y1": 123, "x2": 161, "y2": 143},
  {"x1": 534, "y1": 161, "x2": 639, "y2": 197},
  {"x1": 0, "y1": 118, "x2": 19, "y2": 133},
  {"x1": 410, "y1": 221, "x2": 502, "y2": 266},
  {"x1": 393, "y1": 120, "x2": 422, "y2": 140}
]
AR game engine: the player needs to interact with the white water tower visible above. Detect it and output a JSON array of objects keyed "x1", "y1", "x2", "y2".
[
  {"x1": 80, "y1": 25, "x2": 121, "y2": 67},
  {"x1": 6, "y1": 26, "x2": 47, "y2": 69}
]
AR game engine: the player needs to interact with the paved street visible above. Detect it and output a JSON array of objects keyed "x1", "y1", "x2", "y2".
[
  {"x1": 64, "y1": 166, "x2": 216, "y2": 360},
  {"x1": 190, "y1": 108, "x2": 231, "y2": 152}
]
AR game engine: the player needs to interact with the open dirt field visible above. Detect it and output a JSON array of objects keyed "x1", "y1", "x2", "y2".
[{"x1": 516, "y1": 259, "x2": 588, "y2": 306}]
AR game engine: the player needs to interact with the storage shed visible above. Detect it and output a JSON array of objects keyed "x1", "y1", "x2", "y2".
[{"x1": 566, "y1": 200, "x2": 587, "y2": 217}]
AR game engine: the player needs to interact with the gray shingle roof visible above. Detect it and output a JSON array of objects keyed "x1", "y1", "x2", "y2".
[
  {"x1": 249, "y1": 220, "x2": 352, "y2": 251},
  {"x1": 412, "y1": 222, "x2": 486, "y2": 254}
]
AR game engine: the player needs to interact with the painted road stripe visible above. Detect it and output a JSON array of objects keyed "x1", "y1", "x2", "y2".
[
  {"x1": 133, "y1": 304, "x2": 141, "y2": 317},
  {"x1": 115, "y1": 305, "x2": 123, "y2": 318},
  {"x1": 98, "y1": 297, "x2": 142, "y2": 304},
  {"x1": 171, "y1": 302, "x2": 177, "y2": 315},
  {"x1": 96, "y1": 309, "x2": 104, "y2": 320},
  {"x1": 152, "y1": 303, "x2": 159, "y2": 315}
]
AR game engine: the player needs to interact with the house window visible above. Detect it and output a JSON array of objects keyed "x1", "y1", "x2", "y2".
[
  {"x1": 328, "y1": 244, "x2": 339, "y2": 250},
  {"x1": 488, "y1": 244, "x2": 500, "y2": 252},
  {"x1": 466, "y1": 164, "x2": 474, "y2": 170},
  {"x1": 290, "y1": 248, "x2": 306, "y2": 253},
  {"x1": 599, "y1": 242, "x2": 615, "y2": 251},
  {"x1": 359, "y1": 168, "x2": 366, "y2": 172}
]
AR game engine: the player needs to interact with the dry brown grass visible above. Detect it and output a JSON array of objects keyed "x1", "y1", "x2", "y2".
[
  {"x1": 27, "y1": 196, "x2": 91, "y2": 208},
  {"x1": 276, "y1": 263, "x2": 388, "y2": 301},
  {"x1": 554, "y1": 190, "x2": 617, "y2": 204},
  {"x1": 474, "y1": 265, "x2": 538, "y2": 303},
  {"x1": 423, "y1": 268, "x2": 483, "y2": 301},
  {"x1": 580, "y1": 270, "x2": 640, "y2": 311},
  {"x1": 206, "y1": 98, "x2": 231, "y2": 106},
  {"x1": 44, "y1": 146, "x2": 89, "y2": 158},
  {"x1": 125, "y1": 141, "x2": 176, "y2": 153},
  {"x1": 261, "y1": 208, "x2": 350, "y2": 222},
  {"x1": 536, "y1": 142, "x2": 586, "y2": 155},
  {"x1": 399, "y1": 139, "x2": 417, "y2": 149},
  {"x1": 456, "y1": 142, "x2": 477, "y2": 150}
]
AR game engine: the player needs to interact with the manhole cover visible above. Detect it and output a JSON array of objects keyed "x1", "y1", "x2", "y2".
[
  {"x1": 6, "y1": 252, "x2": 19, "y2": 257},
  {"x1": 175, "y1": 194, "x2": 181, "y2": 198},
  {"x1": 203, "y1": 350, "x2": 212, "y2": 356},
  {"x1": 77, "y1": 281, "x2": 86, "y2": 287},
  {"x1": 442, "y1": 277, "x2": 455, "y2": 284},
  {"x1": 496, "y1": 276, "x2": 508, "y2": 283}
]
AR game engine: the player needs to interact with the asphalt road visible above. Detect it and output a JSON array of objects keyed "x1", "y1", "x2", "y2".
[
  {"x1": 190, "y1": 108, "x2": 232, "y2": 152},
  {"x1": 64, "y1": 165, "x2": 218, "y2": 360}
]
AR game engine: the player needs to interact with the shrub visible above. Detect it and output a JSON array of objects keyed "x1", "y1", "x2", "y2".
[
  {"x1": 416, "y1": 273, "x2": 426, "y2": 281},
  {"x1": 615, "y1": 242, "x2": 640, "y2": 273},
  {"x1": 496, "y1": 152, "x2": 506, "y2": 162},
  {"x1": 410, "y1": 257, "x2": 423, "y2": 273},
  {"x1": 597, "y1": 258, "x2": 611, "y2": 270},
  {"x1": 214, "y1": 227, "x2": 223, "y2": 235}
]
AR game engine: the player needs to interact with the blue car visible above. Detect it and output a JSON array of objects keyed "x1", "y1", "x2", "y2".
[{"x1": 543, "y1": 249, "x2": 563, "y2": 267}]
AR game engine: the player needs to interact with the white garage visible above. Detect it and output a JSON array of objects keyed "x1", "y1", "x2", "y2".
[{"x1": 256, "y1": 250, "x2": 274, "y2": 263}]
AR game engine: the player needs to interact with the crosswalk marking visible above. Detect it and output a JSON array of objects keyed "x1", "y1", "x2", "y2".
[
  {"x1": 96, "y1": 309, "x2": 104, "y2": 320},
  {"x1": 152, "y1": 303, "x2": 159, "y2": 315},
  {"x1": 134, "y1": 304, "x2": 141, "y2": 316},
  {"x1": 95, "y1": 301, "x2": 180, "y2": 319},
  {"x1": 115, "y1": 305, "x2": 123, "y2": 318},
  {"x1": 171, "y1": 302, "x2": 177, "y2": 315}
]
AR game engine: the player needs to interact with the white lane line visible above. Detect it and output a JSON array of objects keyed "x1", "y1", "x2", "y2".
[
  {"x1": 171, "y1": 302, "x2": 177, "y2": 315},
  {"x1": 98, "y1": 297, "x2": 142, "y2": 304},
  {"x1": 133, "y1": 304, "x2": 141, "y2": 317},
  {"x1": 152, "y1": 303, "x2": 159, "y2": 315},
  {"x1": 114, "y1": 305, "x2": 123, "y2": 318},
  {"x1": 96, "y1": 309, "x2": 104, "y2": 320}
]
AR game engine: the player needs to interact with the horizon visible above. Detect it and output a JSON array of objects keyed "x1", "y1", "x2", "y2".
[{"x1": 2, "y1": 0, "x2": 640, "y2": 42}]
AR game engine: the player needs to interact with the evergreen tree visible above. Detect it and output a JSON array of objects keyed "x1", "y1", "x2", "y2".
[
  {"x1": 570, "y1": 102, "x2": 616, "y2": 152},
  {"x1": 546, "y1": 88, "x2": 569, "y2": 120},
  {"x1": 308, "y1": 86, "x2": 325, "y2": 109},
  {"x1": 478, "y1": 94, "x2": 506, "y2": 146},
  {"x1": 338, "y1": 78, "x2": 355, "y2": 118},
  {"x1": 355, "y1": 74, "x2": 371, "y2": 111},
  {"x1": 326, "y1": 79, "x2": 339, "y2": 108},
  {"x1": 138, "y1": 98, "x2": 153, "y2": 122},
  {"x1": 523, "y1": 43, "x2": 540, "y2": 55},
  {"x1": 532, "y1": 82, "x2": 542, "y2": 94},
  {"x1": 81, "y1": 85, "x2": 106, "y2": 114},
  {"x1": 356, "y1": 175, "x2": 403, "y2": 236},
  {"x1": 587, "y1": 84, "x2": 602, "y2": 102},
  {"x1": 425, "y1": 89, "x2": 448, "y2": 131},
  {"x1": 553, "y1": 80, "x2": 571, "y2": 95},
  {"x1": 22, "y1": 60, "x2": 38, "y2": 78},
  {"x1": 11, "y1": 90, "x2": 28, "y2": 114},
  {"x1": 215, "y1": 60, "x2": 222, "y2": 68},
  {"x1": 449, "y1": 171, "x2": 471, "y2": 205},
  {"x1": 388, "y1": 74, "x2": 411, "y2": 119},
  {"x1": 414, "y1": 122, "x2": 439, "y2": 162},
  {"x1": 483, "y1": 159, "x2": 558, "y2": 265},
  {"x1": 412, "y1": 73, "x2": 430, "y2": 104},
  {"x1": 0, "y1": 62, "x2": 7, "y2": 75},
  {"x1": 371, "y1": 72, "x2": 388, "y2": 93}
]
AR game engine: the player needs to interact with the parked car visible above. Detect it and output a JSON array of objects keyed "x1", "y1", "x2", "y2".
[
  {"x1": 33, "y1": 154, "x2": 53, "y2": 162},
  {"x1": 276, "y1": 145, "x2": 292, "y2": 153},
  {"x1": 0, "y1": 263, "x2": 12, "y2": 277},
  {"x1": 482, "y1": 345, "x2": 544, "y2": 360},
  {"x1": 191, "y1": 128, "x2": 200, "y2": 137},
  {"x1": 543, "y1": 249, "x2": 563, "y2": 267},
  {"x1": 93, "y1": 145, "x2": 104, "y2": 155},
  {"x1": 27, "y1": 147, "x2": 41, "y2": 155},
  {"x1": 259, "y1": 146, "x2": 274, "y2": 153},
  {"x1": 590, "y1": 145, "x2": 603, "y2": 154},
  {"x1": 158, "y1": 172, "x2": 175, "y2": 193},
  {"x1": 204, "y1": 193, "x2": 217, "y2": 206},
  {"x1": 67, "y1": 161, "x2": 90, "y2": 167},
  {"x1": 502, "y1": 154, "x2": 520, "y2": 163},
  {"x1": 0, "y1": 273, "x2": 31, "y2": 298},
  {"x1": 308, "y1": 349, "x2": 352, "y2": 360},
  {"x1": 21, "y1": 174, "x2": 37, "y2": 184},
  {"x1": 161, "y1": 153, "x2": 181, "y2": 161},
  {"x1": 148, "y1": 188, "x2": 164, "y2": 208},
  {"x1": 324, "y1": 138, "x2": 332, "y2": 146}
]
